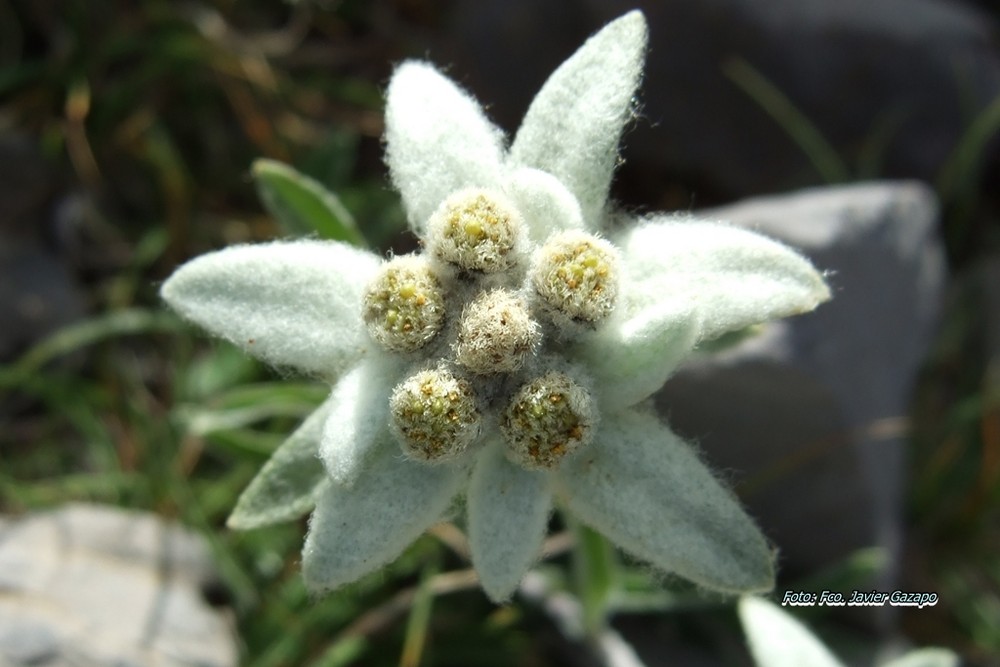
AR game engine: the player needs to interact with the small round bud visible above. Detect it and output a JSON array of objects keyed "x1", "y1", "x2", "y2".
[
  {"x1": 501, "y1": 371, "x2": 595, "y2": 470},
  {"x1": 453, "y1": 290, "x2": 541, "y2": 374},
  {"x1": 363, "y1": 256, "x2": 446, "y2": 352},
  {"x1": 426, "y1": 189, "x2": 525, "y2": 274},
  {"x1": 390, "y1": 366, "x2": 481, "y2": 462},
  {"x1": 531, "y1": 231, "x2": 619, "y2": 326}
]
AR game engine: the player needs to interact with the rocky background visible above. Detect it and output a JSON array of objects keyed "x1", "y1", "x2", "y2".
[{"x1": 1, "y1": 0, "x2": 998, "y2": 665}]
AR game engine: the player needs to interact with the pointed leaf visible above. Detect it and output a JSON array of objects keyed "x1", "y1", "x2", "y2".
[
  {"x1": 302, "y1": 443, "x2": 467, "y2": 593},
  {"x1": 385, "y1": 62, "x2": 505, "y2": 234},
  {"x1": 179, "y1": 381, "x2": 326, "y2": 435},
  {"x1": 503, "y1": 167, "x2": 584, "y2": 243},
  {"x1": 572, "y1": 298, "x2": 699, "y2": 411},
  {"x1": 618, "y1": 218, "x2": 830, "y2": 343},
  {"x1": 227, "y1": 394, "x2": 336, "y2": 529},
  {"x1": 161, "y1": 240, "x2": 377, "y2": 378},
  {"x1": 555, "y1": 409, "x2": 774, "y2": 593},
  {"x1": 510, "y1": 11, "x2": 648, "y2": 228},
  {"x1": 738, "y1": 596, "x2": 845, "y2": 667},
  {"x1": 319, "y1": 356, "x2": 405, "y2": 486},
  {"x1": 253, "y1": 159, "x2": 366, "y2": 246},
  {"x1": 467, "y1": 439, "x2": 551, "y2": 601}
]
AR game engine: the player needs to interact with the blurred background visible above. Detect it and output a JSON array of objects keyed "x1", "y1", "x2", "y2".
[{"x1": 1, "y1": 0, "x2": 998, "y2": 665}]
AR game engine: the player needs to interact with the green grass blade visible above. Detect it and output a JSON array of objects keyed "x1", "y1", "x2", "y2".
[
  {"x1": 572, "y1": 519, "x2": 620, "y2": 636},
  {"x1": 723, "y1": 57, "x2": 850, "y2": 184},
  {"x1": 253, "y1": 158, "x2": 366, "y2": 246},
  {"x1": 399, "y1": 561, "x2": 440, "y2": 667},
  {"x1": 937, "y1": 95, "x2": 1000, "y2": 201},
  {"x1": 6, "y1": 308, "x2": 183, "y2": 377}
]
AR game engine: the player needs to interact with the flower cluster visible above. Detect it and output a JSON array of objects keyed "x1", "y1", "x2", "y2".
[
  {"x1": 161, "y1": 11, "x2": 830, "y2": 602},
  {"x1": 359, "y1": 184, "x2": 617, "y2": 476}
]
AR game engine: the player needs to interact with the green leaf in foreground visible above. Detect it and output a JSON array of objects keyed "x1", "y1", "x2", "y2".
[
  {"x1": 252, "y1": 158, "x2": 366, "y2": 246},
  {"x1": 227, "y1": 394, "x2": 335, "y2": 529}
]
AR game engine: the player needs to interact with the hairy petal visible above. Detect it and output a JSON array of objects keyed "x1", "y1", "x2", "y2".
[
  {"x1": 555, "y1": 409, "x2": 774, "y2": 594},
  {"x1": 618, "y1": 218, "x2": 831, "y2": 343},
  {"x1": 739, "y1": 596, "x2": 845, "y2": 667},
  {"x1": 161, "y1": 240, "x2": 377, "y2": 378},
  {"x1": 510, "y1": 11, "x2": 647, "y2": 229},
  {"x1": 319, "y1": 356, "x2": 406, "y2": 487},
  {"x1": 572, "y1": 298, "x2": 699, "y2": 411},
  {"x1": 227, "y1": 395, "x2": 335, "y2": 530},
  {"x1": 385, "y1": 62, "x2": 505, "y2": 234},
  {"x1": 503, "y1": 167, "x2": 585, "y2": 244},
  {"x1": 467, "y1": 439, "x2": 551, "y2": 601},
  {"x1": 302, "y1": 445, "x2": 467, "y2": 593}
]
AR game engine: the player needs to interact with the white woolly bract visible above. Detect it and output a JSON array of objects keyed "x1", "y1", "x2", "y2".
[
  {"x1": 319, "y1": 356, "x2": 405, "y2": 486},
  {"x1": 302, "y1": 443, "x2": 467, "y2": 593},
  {"x1": 571, "y1": 297, "x2": 700, "y2": 411},
  {"x1": 617, "y1": 219, "x2": 831, "y2": 343},
  {"x1": 555, "y1": 409, "x2": 775, "y2": 594},
  {"x1": 503, "y1": 168, "x2": 585, "y2": 243},
  {"x1": 510, "y1": 11, "x2": 648, "y2": 230},
  {"x1": 160, "y1": 240, "x2": 378, "y2": 379},
  {"x1": 385, "y1": 64, "x2": 505, "y2": 235},
  {"x1": 467, "y1": 438, "x2": 552, "y2": 602}
]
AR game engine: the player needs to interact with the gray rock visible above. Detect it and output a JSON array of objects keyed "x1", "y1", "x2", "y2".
[
  {"x1": 978, "y1": 258, "x2": 1000, "y2": 369},
  {"x1": 657, "y1": 182, "x2": 945, "y2": 600},
  {"x1": 0, "y1": 135, "x2": 53, "y2": 239},
  {"x1": 430, "y1": 0, "x2": 999, "y2": 200},
  {"x1": 0, "y1": 504, "x2": 237, "y2": 667},
  {"x1": 0, "y1": 135, "x2": 85, "y2": 363},
  {"x1": 0, "y1": 616, "x2": 59, "y2": 665},
  {"x1": 0, "y1": 242, "x2": 87, "y2": 362}
]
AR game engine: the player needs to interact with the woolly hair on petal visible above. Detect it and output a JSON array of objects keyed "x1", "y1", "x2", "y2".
[
  {"x1": 503, "y1": 167, "x2": 585, "y2": 244},
  {"x1": 318, "y1": 356, "x2": 406, "y2": 487},
  {"x1": 555, "y1": 409, "x2": 775, "y2": 594},
  {"x1": 467, "y1": 439, "x2": 552, "y2": 601},
  {"x1": 510, "y1": 11, "x2": 648, "y2": 230},
  {"x1": 160, "y1": 240, "x2": 378, "y2": 379},
  {"x1": 302, "y1": 440, "x2": 468, "y2": 593},
  {"x1": 385, "y1": 62, "x2": 506, "y2": 235},
  {"x1": 572, "y1": 298, "x2": 699, "y2": 412},
  {"x1": 617, "y1": 218, "x2": 830, "y2": 343}
]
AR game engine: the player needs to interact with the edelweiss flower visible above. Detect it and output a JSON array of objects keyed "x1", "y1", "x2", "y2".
[{"x1": 161, "y1": 11, "x2": 830, "y2": 602}]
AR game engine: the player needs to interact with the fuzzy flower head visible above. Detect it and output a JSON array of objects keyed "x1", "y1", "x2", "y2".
[{"x1": 161, "y1": 11, "x2": 830, "y2": 602}]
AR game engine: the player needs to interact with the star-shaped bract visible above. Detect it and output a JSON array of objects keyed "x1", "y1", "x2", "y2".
[{"x1": 161, "y1": 11, "x2": 829, "y2": 602}]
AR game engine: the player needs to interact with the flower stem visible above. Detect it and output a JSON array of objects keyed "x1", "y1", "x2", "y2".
[
  {"x1": 571, "y1": 519, "x2": 620, "y2": 637},
  {"x1": 400, "y1": 558, "x2": 439, "y2": 667}
]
